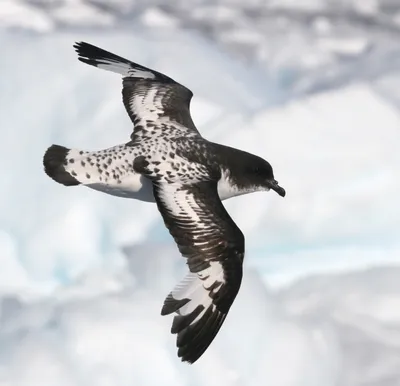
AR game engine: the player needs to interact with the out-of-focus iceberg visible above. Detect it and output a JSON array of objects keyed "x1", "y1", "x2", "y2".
[{"x1": 1, "y1": 252, "x2": 399, "y2": 385}]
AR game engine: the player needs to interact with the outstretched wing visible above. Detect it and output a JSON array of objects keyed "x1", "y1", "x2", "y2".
[
  {"x1": 73, "y1": 42, "x2": 199, "y2": 140},
  {"x1": 153, "y1": 180, "x2": 245, "y2": 363}
]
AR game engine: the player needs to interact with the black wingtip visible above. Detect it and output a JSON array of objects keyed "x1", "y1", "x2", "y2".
[
  {"x1": 73, "y1": 41, "x2": 91, "y2": 54},
  {"x1": 74, "y1": 42, "x2": 90, "y2": 65},
  {"x1": 175, "y1": 308, "x2": 226, "y2": 364},
  {"x1": 73, "y1": 41, "x2": 101, "y2": 66},
  {"x1": 73, "y1": 41, "x2": 89, "y2": 57},
  {"x1": 43, "y1": 145, "x2": 80, "y2": 186},
  {"x1": 73, "y1": 41, "x2": 131, "y2": 66},
  {"x1": 72, "y1": 40, "x2": 180, "y2": 86},
  {"x1": 73, "y1": 41, "x2": 82, "y2": 50},
  {"x1": 161, "y1": 295, "x2": 190, "y2": 316}
]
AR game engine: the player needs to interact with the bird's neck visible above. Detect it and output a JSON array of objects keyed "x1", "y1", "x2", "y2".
[
  {"x1": 204, "y1": 142, "x2": 266, "y2": 200},
  {"x1": 217, "y1": 168, "x2": 265, "y2": 200}
]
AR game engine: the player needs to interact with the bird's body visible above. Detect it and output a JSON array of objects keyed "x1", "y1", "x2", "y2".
[
  {"x1": 43, "y1": 42, "x2": 285, "y2": 364},
  {"x1": 49, "y1": 139, "x2": 278, "y2": 203}
]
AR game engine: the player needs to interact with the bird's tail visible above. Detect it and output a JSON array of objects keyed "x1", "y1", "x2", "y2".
[
  {"x1": 44, "y1": 144, "x2": 109, "y2": 187},
  {"x1": 43, "y1": 145, "x2": 81, "y2": 186},
  {"x1": 43, "y1": 144, "x2": 136, "y2": 190}
]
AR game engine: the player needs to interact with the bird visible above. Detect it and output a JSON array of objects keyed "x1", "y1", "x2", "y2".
[{"x1": 43, "y1": 42, "x2": 286, "y2": 364}]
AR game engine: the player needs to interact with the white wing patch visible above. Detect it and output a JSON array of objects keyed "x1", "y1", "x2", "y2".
[
  {"x1": 166, "y1": 261, "x2": 225, "y2": 322},
  {"x1": 127, "y1": 68, "x2": 155, "y2": 79},
  {"x1": 91, "y1": 58, "x2": 155, "y2": 79},
  {"x1": 127, "y1": 87, "x2": 162, "y2": 123},
  {"x1": 155, "y1": 182, "x2": 205, "y2": 227},
  {"x1": 74, "y1": 42, "x2": 156, "y2": 79},
  {"x1": 171, "y1": 261, "x2": 225, "y2": 312}
]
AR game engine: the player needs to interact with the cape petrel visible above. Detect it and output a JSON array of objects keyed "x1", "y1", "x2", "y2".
[{"x1": 43, "y1": 42, "x2": 286, "y2": 364}]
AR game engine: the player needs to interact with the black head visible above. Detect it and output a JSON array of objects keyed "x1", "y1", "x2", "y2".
[
  {"x1": 231, "y1": 151, "x2": 286, "y2": 197},
  {"x1": 211, "y1": 143, "x2": 285, "y2": 197}
]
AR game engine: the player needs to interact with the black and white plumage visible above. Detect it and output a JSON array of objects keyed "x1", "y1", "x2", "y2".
[
  {"x1": 43, "y1": 42, "x2": 286, "y2": 364},
  {"x1": 155, "y1": 181, "x2": 244, "y2": 362},
  {"x1": 76, "y1": 42, "x2": 198, "y2": 140}
]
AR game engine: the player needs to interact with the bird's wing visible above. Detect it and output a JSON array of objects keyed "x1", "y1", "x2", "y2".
[
  {"x1": 73, "y1": 42, "x2": 199, "y2": 141},
  {"x1": 153, "y1": 180, "x2": 245, "y2": 363}
]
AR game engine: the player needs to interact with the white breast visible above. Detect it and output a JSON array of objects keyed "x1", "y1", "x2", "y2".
[
  {"x1": 217, "y1": 169, "x2": 243, "y2": 201},
  {"x1": 85, "y1": 168, "x2": 247, "y2": 203}
]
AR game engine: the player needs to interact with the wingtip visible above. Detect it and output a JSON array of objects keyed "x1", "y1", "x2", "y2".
[
  {"x1": 161, "y1": 295, "x2": 190, "y2": 316},
  {"x1": 160, "y1": 305, "x2": 169, "y2": 316},
  {"x1": 73, "y1": 41, "x2": 89, "y2": 56},
  {"x1": 74, "y1": 41, "x2": 100, "y2": 56},
  {"x1": 181, "y1": 357, "x2": 195, "y2": 365},
  {"x1": 73, "y1": 41, "x2": 105, "y2": 67},
  {"x1": 73, "y1": 41, "x2": 83, "y2": 52}
]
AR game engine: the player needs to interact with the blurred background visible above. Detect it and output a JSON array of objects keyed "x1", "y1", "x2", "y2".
[{"x1": 1, "y1": 0, "x2": 400, "y2": 385}]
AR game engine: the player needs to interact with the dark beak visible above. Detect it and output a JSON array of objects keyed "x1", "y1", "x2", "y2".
[{"x1": 267, "y1": 179, "x2": 286, "y2": 197}]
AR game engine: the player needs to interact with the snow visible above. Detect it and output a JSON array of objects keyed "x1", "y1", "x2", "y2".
[{"x1": 1, "y1": 0, "x2": 400, "y2": 385}]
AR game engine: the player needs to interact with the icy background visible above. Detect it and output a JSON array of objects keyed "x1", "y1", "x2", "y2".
[{"x1": 1, "y1": 1, "x2": 400, "y2": 385}]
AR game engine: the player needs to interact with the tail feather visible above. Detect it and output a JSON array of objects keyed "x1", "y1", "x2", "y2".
[
  {"x1": 43, "y1": 144, "x2": 142, "y2": 198},
  {"x1": 43, "y1": 145, "x2": 80, "y2": 186}
]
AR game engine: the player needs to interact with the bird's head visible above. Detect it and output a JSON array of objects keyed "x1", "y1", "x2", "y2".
[{"x1": 239, "y1": 153, "x2": 286, "y2": 197}]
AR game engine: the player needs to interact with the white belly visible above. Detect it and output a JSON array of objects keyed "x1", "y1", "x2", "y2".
[
  {"x1": 86, "y1": 170, "x2": 243, "y2": 202},
  {"x1": 87, "y1": 173, "x2": 155, "y2": 202},
  {"x1": 217, "y1": 169, "x2": 247, "y2": 200}
]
